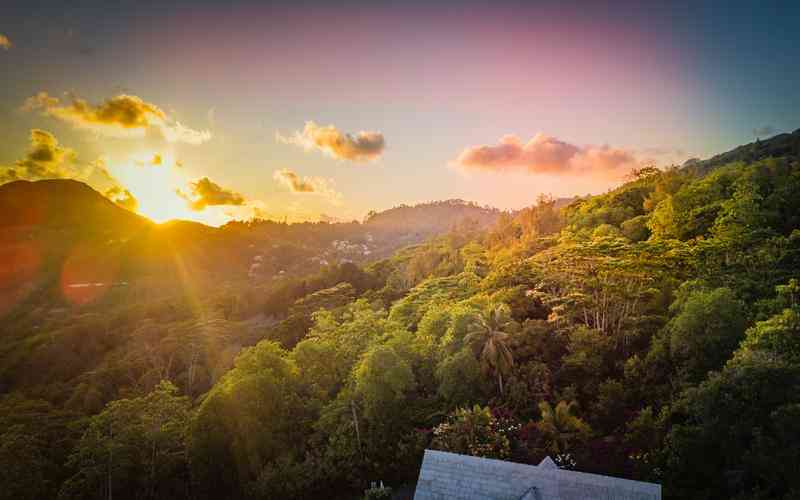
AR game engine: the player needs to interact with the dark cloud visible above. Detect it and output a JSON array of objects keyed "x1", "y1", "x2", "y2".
[
  {"x1": 0, "y1": 129, "x2": 76, "y2": 183},
  {"x1": 454, "y1": 133, "x2": 639, "y2": 179},
  {"x1": 277, "y1": 121, "x2": 385, "y2": 162},
  {"x1": 24, "y1": 92, "x2": 211, "y2": 144},
  {"x1": 177, "y1": 177, "x2": 246, "y2": 211}
]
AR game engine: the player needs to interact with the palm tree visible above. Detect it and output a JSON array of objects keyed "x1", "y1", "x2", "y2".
[
  {"x1": 537, "y1": 400, "x2": 591, "y2": 455},
  {"x1": 465, "y1": 304, "x2": 515, "y2": 395}
]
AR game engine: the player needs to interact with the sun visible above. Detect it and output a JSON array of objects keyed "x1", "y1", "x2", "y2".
[{"x1": 110, "y1": 152, "x2": 220, "y2": 225}]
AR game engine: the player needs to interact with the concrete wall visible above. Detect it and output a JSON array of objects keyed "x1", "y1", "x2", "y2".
[{"x1": 413, "y1": 450, "x2": 661, "y2": 500}]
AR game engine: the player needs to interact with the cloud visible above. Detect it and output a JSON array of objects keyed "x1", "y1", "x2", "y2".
[
  {"x1": 0, "y1": 34, "x2": 11, "y2": 50},
  {"x1": 453, "y1": 133, "x2": 639, "y2": 178},
  {"x1": 177, "y1": 177, "x2": 246, "y2": 211},
  {"x1": 135, "y1": 153, "x2": 163, "y2": 167},
  {"x1": 23, "y1": 92, "x2": 211, "y2": 144},
  {"x1": 105, "y1": 186, "x2": 139, "y2": 212},
  {"x1": 273, "y1": 168, "x2": 315, "y2": 192},
  {"x1": 753, "y1": 125, "x2": 776, "y2": 138},
  {"x1": 273, "y1": 168, "x2": 343, "y2": 204},
  {"x1": 1, "y1": 132, "x2": 138, "y2": 212},
  {"x1": 0, "y1": 129, "x2": 77, "y2": 183},
  {"x1": 277, "y1": 121, "x2": 385, "y2": 162},
  {"x1": 0, "y1": 129, "x2": 139, "y2": 212}
]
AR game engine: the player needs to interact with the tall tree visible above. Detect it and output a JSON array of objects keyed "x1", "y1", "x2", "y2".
[{"x1": 465, "y1": 304, "x2": 515, "y2": 396}]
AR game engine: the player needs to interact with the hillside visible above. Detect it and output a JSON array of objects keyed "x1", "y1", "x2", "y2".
[
  {"x1": 0, "y1": 179, "x2": 151, "y2": 231},
  {"x1": 0, "y1": 181, "x2": 504, "y2": 310},
  {"x1": 1, "y1": 136, "x2": 800, "y2": 500},
  {"x1": 683, "y1": 128, "x2": 800, "y2": 175}
]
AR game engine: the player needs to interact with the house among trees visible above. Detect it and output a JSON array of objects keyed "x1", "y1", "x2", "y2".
[{"x1": 414, "y1": 450, "x2": 661, "y2": 500}]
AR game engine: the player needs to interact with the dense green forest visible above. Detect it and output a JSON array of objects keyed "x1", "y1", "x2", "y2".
[{"x1": 2, "y1": 131, "x2": 800, "y2": 499}]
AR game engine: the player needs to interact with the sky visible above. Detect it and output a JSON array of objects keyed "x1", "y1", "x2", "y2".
[{"x1": 1, "y1": 0, "x2": 799, "y2": 226}]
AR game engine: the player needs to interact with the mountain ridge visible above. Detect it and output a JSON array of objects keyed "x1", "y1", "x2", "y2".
[{"x1": 682, "y1": 128, "x2": 800, "y2": 175}]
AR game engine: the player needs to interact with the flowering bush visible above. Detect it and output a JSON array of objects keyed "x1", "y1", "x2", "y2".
[
  {"x1": 430, "y1": 405, "x2": 520, "y2": 459},
  {"x1": 363, "y1": 482, "x2": 392, "y2": 500}
]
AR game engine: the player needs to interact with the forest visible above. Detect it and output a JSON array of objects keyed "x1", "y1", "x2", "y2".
[{"x1": 1, "y1": 131, "x2": 800, "y2": 500}]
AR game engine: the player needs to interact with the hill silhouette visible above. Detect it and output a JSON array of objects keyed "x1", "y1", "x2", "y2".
[{"x1": 0, "y1": 179, "x2": 151, "y2": 233}]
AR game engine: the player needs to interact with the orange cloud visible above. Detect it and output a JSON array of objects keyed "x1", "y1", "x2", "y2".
[
  {"x1": 0, "y1": 34, "x2": 11, "y2": 50},
  {"x1": 177, "y1": 177, "x2": 245, "y2": 211},
  {"x1": 277, "y1": 121, "x2": 385, "y2": 162},
  {"x1": 24, "y1": 92, "x2": 211, "y2": 144},
  {"x1": 273, "y1": 168, "x2": 342, "y2": 204},
  {"x1": 105, "y1": 186, "x2": 139, "y2": 212},
  {"x1": 135, "y1": 153, "x2": 163, "y2": 167},
  {"x1": 454, "y1": 133, "x2": 639, "y2": 178}
]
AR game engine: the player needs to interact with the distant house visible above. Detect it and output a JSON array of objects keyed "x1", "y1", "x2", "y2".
[{"x1": 413, "y1": 450, "x2": 661, "y2": 500}]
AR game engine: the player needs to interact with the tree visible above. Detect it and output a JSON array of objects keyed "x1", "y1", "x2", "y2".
[
  {"x1": 537, "y1": 401, "x2": 592, "y2": 458},
  {"x1": 667, "y1": 285, "x2": 747, "y2": 383},
  {"x1": 736, "y1": 306, "x2": 800, "y2": 364},
  {"x1": 189, "y1": 341, "x2": 306, "y2": 500},
  {"x1": 663, "y1": 356, "x2": 800, "y2": 499},
  {"x1": 464, "y1": 304, "x2": 515, "y2": 395},
  {"x1": 59, "y1": 380, "x2": 191, "y2": 500},
  {"x1": 435, "y1": 347, "x2": 487, "y2": 407},
  {"x1": 0, "y1": 425, "x2": 54, "y2": 500},
  {"x1": 354, "y1": 345, "x2": 416, "y2": 425}
]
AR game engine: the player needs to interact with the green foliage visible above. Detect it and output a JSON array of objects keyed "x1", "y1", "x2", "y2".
[
  {"x1": 189, "y1": 342, "x2": 306, "y2": 499},
  {"x1": 536, "y1": 401, "x2": 592, "y2": 457},
  {"x1": 737, "y1": 306, "x2": 800, "y2": 364},
  {"x1": 354, "y1": 345, "x2": 416, "y2": 423},
  {"x1": 388, "y1": 273, "x2": 479, "y2": 330},
  {"x1": 666, "y1": 285, "x2": 748, "y2": 383},
  {"x1": 60, "y1": 381, "x2": 191, "y2": 500},
  {"x1": 663, "y1": 356, "x2": 800, "y2": 499},
  {"x1": 0, "y1": 425, "x2": 55, "y2": 500},
  {"x1": 435, "y1": 347, "x2": 487, "y2": 407}
]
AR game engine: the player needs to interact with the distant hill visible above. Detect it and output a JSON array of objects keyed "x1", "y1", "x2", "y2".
[
  {"x1": 0, "y1": 181, "x2": 508, "y2": 314},
  {"x1": 683, "y1": 128, "x2": 800, "y2": 176},
  {"x1": 364, "y1": 199, "x2": 501, "y2": 234},
  {"x1": 0, "y1": 179, "x2": 151, "y2": 233}
]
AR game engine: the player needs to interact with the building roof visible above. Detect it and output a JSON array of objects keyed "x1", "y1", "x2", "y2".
[{"x1": 413, "y1": 450, "x2": 661, "y2": 500}]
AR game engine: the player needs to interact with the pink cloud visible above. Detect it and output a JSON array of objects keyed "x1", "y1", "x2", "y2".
[{"x1": 454, "y1": 133, "x2": 639, "y2": 179}]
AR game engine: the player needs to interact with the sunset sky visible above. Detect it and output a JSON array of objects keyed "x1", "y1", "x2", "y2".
[{"x1": 1, "y1": 0, "x2": 799, "y2": 225}]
